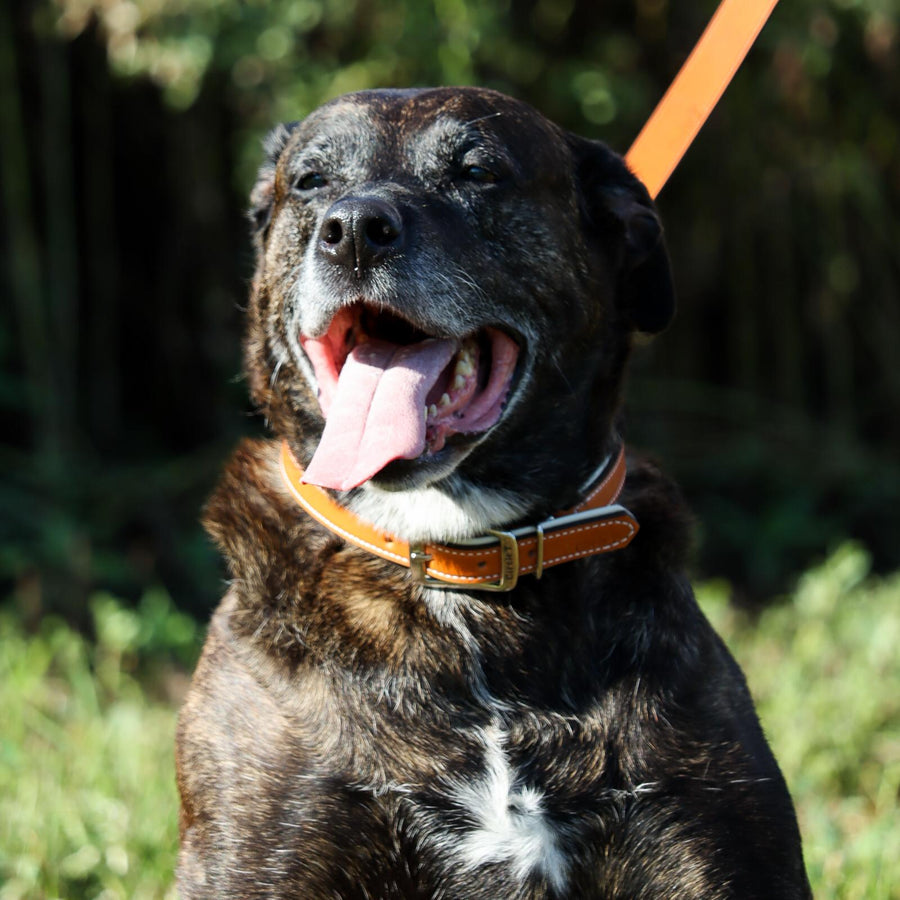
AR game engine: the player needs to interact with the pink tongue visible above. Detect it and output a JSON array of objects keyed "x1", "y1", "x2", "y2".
[{"x1": 303, "y1": 337, "x2": 457, "y2": 491}]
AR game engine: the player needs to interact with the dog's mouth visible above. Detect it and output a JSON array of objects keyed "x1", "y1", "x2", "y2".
[{"x1": 298, "y1": 302, "x2": 520, "y2": 491}]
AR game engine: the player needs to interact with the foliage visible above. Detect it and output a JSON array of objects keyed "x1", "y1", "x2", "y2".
[
  {"x1": 0, "y1": 589, "x2": 197, "y2": 900},
  {"x1": 46, "y1": 0, "x2": 663, "y2": 181},
  {"x1": 2, "y1": 546, "x2": 898, "y2": 897},
  {"x1": 699, "y1": 543, "x2": 900, "y2": 899},
  {"x1": 2, "y1": 0, "x2": 899, "y2": 613}
]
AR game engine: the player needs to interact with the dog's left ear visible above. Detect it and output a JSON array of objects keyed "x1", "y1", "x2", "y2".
[
  {"x1": 567, "y1": 134, "x2": 675, "y2": 334},
  {"x1": 249, "y1": 121, "x2": 300, "y2": 247}
]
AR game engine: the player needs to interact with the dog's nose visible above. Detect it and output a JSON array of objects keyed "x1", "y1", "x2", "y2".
[{"x1": 318, "y1": 197, "x2": 404, "y2": 272}]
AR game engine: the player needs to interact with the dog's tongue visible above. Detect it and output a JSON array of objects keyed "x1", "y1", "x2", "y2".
[{"x1": 303, "y1": 337, "x2": 458, "y2": 491}]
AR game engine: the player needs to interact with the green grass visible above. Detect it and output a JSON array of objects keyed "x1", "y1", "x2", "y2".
[
  {"x1": 2, "y1": 545, "x2": 898, "y2": 898},
  {"x1": 0, "y1": 591, "x2": 196, "y2": 900},
  {"x1": 699, "y1": 544, "x2": 900, "y2": 899}
]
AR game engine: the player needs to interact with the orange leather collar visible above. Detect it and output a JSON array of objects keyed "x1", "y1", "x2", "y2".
[{"x1": 279, "y1": 441, "x2": 638, "y2": 592}]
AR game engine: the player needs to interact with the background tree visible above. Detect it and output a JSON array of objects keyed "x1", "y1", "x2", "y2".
[{"x1": 2, "y1": 0, "x2": 898, "y2": 618}]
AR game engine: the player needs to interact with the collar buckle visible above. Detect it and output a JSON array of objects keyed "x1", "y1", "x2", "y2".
[{"x1": 409, "y1": 529, "x2": 520, "y2": 592}]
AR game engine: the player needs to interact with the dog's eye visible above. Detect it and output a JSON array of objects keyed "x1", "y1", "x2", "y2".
[
  {"x1": 461, "y1": 165, "x2": 500, "y2": 185},
  {"x1": 296, "y1": 172, "x2": 328, "y2": 191}
]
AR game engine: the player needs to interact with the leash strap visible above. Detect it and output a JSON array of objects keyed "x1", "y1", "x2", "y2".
[{"x1": 625, "y1": 0, "x2": 781, "y2": 199}]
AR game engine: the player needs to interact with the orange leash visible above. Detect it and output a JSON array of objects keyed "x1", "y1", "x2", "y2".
[{"x1": 625, "y1": 0, "x2": 780, "y2": 200}]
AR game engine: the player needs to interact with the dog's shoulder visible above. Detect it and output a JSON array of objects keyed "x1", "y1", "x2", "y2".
[
  {"x1": 619, "y1": 452, "x2": 695, "y2": 575},
  {"x1": 201, "y1": 437, "x2": 355, "y2": 604},
  {"x1": 197, "y1": 438, "x2": 466, "y2": 674}
]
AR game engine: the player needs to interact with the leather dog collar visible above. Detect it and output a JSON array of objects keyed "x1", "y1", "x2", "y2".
[{"x1": 279, "y1": 441, "x2": 638, "y2": 592}]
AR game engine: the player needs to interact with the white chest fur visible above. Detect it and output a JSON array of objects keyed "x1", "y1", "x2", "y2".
[{"x1": 444, "y1": 724, "x2": 570, "y2": 893}]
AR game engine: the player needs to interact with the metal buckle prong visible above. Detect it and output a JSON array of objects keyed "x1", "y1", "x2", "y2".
[{"x1": 409, "y1": 544, "x2": 433, "y2": 583}]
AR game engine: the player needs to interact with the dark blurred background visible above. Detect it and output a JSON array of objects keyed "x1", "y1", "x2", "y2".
[{"x1": 2, "y1": 0, "x2": 899, "y2": 623}]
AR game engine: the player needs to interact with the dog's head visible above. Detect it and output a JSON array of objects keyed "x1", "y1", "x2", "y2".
[{"x1": 245, "y1": 87, "x2": 674, "y2": 540}]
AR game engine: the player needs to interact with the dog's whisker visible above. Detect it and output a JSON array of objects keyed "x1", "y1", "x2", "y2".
[
  {"x1": 270, "y1": 358, "x2": 284, "y2": 389},
  {"x1": 462, "y1": 112, "x2": 504, "y2": 127}
]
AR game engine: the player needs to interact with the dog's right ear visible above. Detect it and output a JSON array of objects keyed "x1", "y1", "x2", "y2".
[
  {"x1": 249, "y1": 121, "x2": 300, "y2": 245},
  {"x1": 567, "y1": 134, "x2": 676, "y2": 335}
]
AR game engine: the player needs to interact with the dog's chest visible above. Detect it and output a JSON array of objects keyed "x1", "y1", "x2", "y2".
[
  {"x1": 366, "y1": 721, "x2": 574, "y2": 894},
  {"x1": 215, "y1": 659, "x2": 649, "y2": 900}
]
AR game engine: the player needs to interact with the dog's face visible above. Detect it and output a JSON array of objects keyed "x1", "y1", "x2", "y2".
[{"x1": 245, "y1": 87, "x2": 674, "y2": 540}]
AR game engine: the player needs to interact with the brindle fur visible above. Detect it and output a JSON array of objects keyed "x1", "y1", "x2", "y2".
[{"x1": 176, "y1": 88, "x2": 811, "y2": 898}]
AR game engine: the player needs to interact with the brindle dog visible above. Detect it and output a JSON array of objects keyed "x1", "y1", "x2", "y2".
[{"x1": 176, "y1": 88, "x2": 812, "y2": 899}]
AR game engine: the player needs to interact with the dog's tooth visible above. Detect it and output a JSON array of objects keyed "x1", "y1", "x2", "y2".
[
  {"x1": 428, "y1": 404, "x2": 438, "y2": 419},
  {"x1": 452, "y1": 374, "x2": 466, "y2": 391},
  {"x1": 424, "y1": 406, "x2": 429, "y2": 422},
  {"x1": 439, "y1": 393, "x2": 451, "y2": 408},
  {"x1": 454, "y1": 346, "x2": 475, "y2": 377}
]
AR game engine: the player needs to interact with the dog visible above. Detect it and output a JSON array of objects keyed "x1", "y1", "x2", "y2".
[{"x1": 176, "y1": 87, "x2": 812, "y2": 898}]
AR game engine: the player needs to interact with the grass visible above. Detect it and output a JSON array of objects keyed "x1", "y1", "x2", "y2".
[
  {"x1": 0, "y1": 591, "x2": 196, "y2": 900},
  {"x1": 1, "y1": 544, "x2": 898, "y2": 898},
  {"x1": 699, "y1": 544, "x2": 900, "y2": 899}
]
